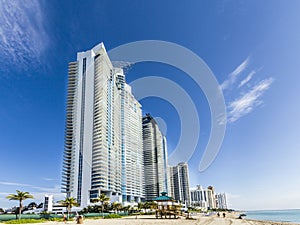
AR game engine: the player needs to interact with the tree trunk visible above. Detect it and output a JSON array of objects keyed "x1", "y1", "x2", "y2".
[
  {"x1": 19, "y1": 201, "x2": 22, "y2": 220},
  {"x1": 67, "y1": 206, "x2": 70, "y2": 220},
  {"x1": 15, "y1": 208, "x2": 18, "y2": 220}
]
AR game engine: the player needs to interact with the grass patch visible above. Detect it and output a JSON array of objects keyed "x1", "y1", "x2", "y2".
[
  {"x1": 47, "y1": 218, "x2": 63, "y2": 222},
  {"x1": 4, "y1": 219, "x2": 46, "y2": 224},
  {"x1": 103, "y1": 214, "x2": 122, "y2": 219}
]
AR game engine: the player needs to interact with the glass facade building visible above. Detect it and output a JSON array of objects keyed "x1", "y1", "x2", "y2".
[{"x1": 142, "y1": 114, "x2": 169, "y2": 201}]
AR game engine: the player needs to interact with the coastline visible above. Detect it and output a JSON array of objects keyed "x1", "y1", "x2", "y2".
[
  {"x1": 245, "y1": 218, "x2": 300, "y2": 225},
  {"x1": 2, "y1": 213, "x2": 300, "y2": 225}
]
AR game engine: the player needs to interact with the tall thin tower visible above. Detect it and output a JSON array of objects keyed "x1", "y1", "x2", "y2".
[
  {"x1": 169, "y1": 162, "x2": 191, "y2": 206},
  {"x1": 142, "y1": 114, "x2": 169, "y2": 201}
]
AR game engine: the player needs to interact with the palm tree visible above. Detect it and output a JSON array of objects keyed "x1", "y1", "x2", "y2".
[
  {"x1": 111, "y1": 202, "x2": 122, "y2": 213},
  {"x1": 58, "y1": 197, "x2": 79, "y2": 220},
  {"x1": 122, "y1": 205, "x2": 130, "y2": 213},
  {"x1": 6, "y1": 190, "x2": 34, "y2": 220},
  {"x1": 148, "y1": 201, "x2": 157, "y2": 210},
  {"x1": 138, "y1": 202, "x2": 144, "y2": 212},
  {"x1": 91, "y1": 193, "x2": 110, "y2": 215}
]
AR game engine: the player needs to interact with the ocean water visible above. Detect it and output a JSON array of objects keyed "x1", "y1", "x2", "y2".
[{"x1": 246, "y1": 209, "x2": 300, "y2": 223}]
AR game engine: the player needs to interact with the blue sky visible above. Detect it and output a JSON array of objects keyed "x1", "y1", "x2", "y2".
[{"x1": 1, "y1": 0, "x2": 300, "y2": 210}]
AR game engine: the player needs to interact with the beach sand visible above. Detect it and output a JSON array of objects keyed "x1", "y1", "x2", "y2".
[{"x1": 1, "y1": 214, "x2": 300, "y2": 225}]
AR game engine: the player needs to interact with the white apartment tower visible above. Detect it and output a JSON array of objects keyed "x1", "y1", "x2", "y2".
[
  {"x1": 142, "y1": 114, "x2": 169, "y2": 201},
  {"x1": 62, "y1": 43, "x2": 144, "y2": 207},
  {"x1": 215, "y1": 193, "x2": 227, "y2": 209},
  {"x1": 207, "y1": 186, "x2": 216, "y2": 209},
  {"x1": 190, "y1": 185, "x2": 208, "y2": 208}
]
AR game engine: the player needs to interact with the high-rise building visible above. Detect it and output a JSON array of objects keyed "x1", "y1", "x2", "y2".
[
  {"x1": 142, "y1": 114, "x2": 169, "y2": 201},
  {"x1": 61, "y1": 43, "x2": 144, "y2": 207},
  {"x1": 190, "y1": 185, "x2": 207, "y2": 208},
  {"x1": 169, "y1": 162, "x2": 191, "y2": 206},
  {"x1": 207, "y1": 186, "x2": 216, "y2": 209},
  {"x1": 190, "y1": 185, "x2": 227, "y2": 210},
  {"x1": 215, "y1": 193, "x2": 227, "y2": 209},
  {"x1": 121, "y1": 79, "x2": 144, "y2": 203}
]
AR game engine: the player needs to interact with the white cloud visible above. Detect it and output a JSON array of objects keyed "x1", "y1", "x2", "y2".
[
  {"x1": 227, "y1": 77, "x2": 274, "y2": 123},
  {"x1": 0, "y1": 192, "x2": 11, "y2": 196},
  {"x1": 0, "y1": 181, "x2": 32, "y2": 187},
  {"x1": 0, "y1": 180, "x2": 61, "y2": 193},
  {"x1": 217, "y1": 112, "x2": 227, "y2": 125},
  {"x1": 42, "y1": 178, "x2": 57, "y2": 181},
  {"x1": 221, "y1": 56, "x2": 250, "y2": 90},
  {"x1": 0, "y1": 0, "x2": 48, "y2": 72},
  {"x1": 238, "y1": 70, "x2": 256, "y2": 88}
]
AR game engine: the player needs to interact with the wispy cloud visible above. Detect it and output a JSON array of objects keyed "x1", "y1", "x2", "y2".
[
  {"x1": 238, "y1": 70, "x2": 256, "y2": 88},
  {"x1": 227, "y1": 77, "x2": 274, "y2": 123},
  {"x1": 42, "y1": 178, "x2": 57, "y2": 181},
  {"x1": 221, "y1": 56, "x2": 250, "y2": 90},
  {"x1": 0, "y1": 181, "x2": 61, "y2": 193},
  {"x1": 0, "y1": 0, "x2": 48, "y2": 73},
  {"x1": 0, "y1": 181, "x2": 32, "y2": 187},
  {"x1": 0, "y1": 192, "x2": 12, "y2": 196},
  {"x1": 221, "y1": 56, "x2": 273, "y2": 124}
]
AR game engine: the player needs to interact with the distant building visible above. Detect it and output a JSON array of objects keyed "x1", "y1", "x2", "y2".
[
  {"x1": 23, "y1": 195, "x2": 82, "y2": 214},
  {"x1": 169, "y1": 162, "x2": 191, "y2": 206},
  {"x1": 207, "y1": 186, "x2": 216, "y2": 209},
  {"x1": 44, "y1": 195, "x2": 53, "y2": 212},
  {"x1": 142, "y1": 114, "x2": 169, "y2": 201},
  {"x1": 190, "y1": 185, "x2": 228, "y2": 210},
  {"x1": 215, "y1": 193, "x2": 227, "y2": 209},
  {"x1": 190, "y1": 185, "x2": 207, "y2": 209}
]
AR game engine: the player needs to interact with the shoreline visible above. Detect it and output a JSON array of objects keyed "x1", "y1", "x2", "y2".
[{"x1": 245, "y1": 218, "x2": 300, "y2": 225}]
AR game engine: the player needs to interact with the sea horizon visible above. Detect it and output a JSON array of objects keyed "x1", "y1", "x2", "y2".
[{"x1": 245, "y1": 209, "x2": 300, "y2": 223}]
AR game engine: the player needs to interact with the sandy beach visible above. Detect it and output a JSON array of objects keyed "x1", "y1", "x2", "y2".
[
  {"x1": 2, "y1": 214, "x2": 299, "y2": 225},
  {"x1": 82, "y1": 214, "x2": 300, "y2": 225}
]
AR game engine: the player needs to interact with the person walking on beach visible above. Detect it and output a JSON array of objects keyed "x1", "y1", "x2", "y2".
[
  {"x1": 223, "y1": 212, "x2": 226, "y2": 218},
  {"x1": 63, "y1": 213, "x2": 67, "y2": 224},
  {"x1": 75, "y1": 212, "x2": 79, "y2": 223},
  {"x1": 217, "y1": 212, "x2": 220, "y2": 217}
]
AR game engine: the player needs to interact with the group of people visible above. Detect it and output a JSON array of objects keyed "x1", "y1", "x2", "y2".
[
  {"x1": 62, "y1": 213, "x2": 84, "y2": 224},
  {"x1": 217, "y1": 212, "x2": 226, "y2": 218}
]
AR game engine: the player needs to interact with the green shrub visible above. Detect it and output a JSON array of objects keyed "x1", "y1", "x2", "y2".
[
  {"x1": 4, "y1": 219, "x2": 46, "y2": 224},
  {"x1": 47, "y1": 217, "x2": 63, "y2": 222},
  {"x1": 103, "y1": 214, "x2": 122, "y2": 219}
]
